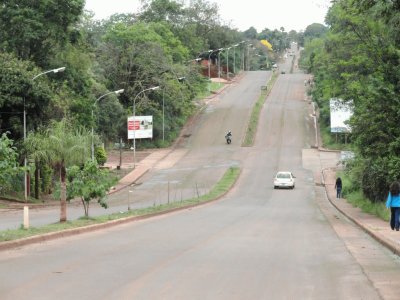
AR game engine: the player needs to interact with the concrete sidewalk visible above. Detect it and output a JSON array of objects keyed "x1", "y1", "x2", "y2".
[
  {"x1": 303, "y1": 148, "x2": 400, "y2": 256},
  {"x1": 322, "y1": 167, "x2": 400, "y2": 256},
  {"x1": 107, "y1": 148, "x2": 174, "y2": 195}
]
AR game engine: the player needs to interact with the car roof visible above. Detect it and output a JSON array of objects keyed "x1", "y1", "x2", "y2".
[{"x1": 275, "y1": 172, "x2": 293, "y2": 179}]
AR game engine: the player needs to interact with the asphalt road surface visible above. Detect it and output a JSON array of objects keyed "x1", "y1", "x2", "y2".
[
  {"x1": 0, "y1": 69, "x2": 269, "y2": 230},
  {"x1": 1, "y1": 58, "x2": 400, "y2": 299}
]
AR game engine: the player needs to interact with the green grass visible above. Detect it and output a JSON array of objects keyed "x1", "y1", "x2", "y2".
[
  {"x1": 196, "y1": 81, "x2": 224, "y2": 99},
  {"x1": 345, "y1": 190, "x2": 390, "y2": 222},
  {"x1": 320, "y1": 126, "x2": 353, "y2": 151},
  {"x1": 0, "y1": 166, "x2": 240, "y2": 243},
  {"x1": 336, "y1": 172, "x2": 390, "y2": 222},
  {"x1": 242, "y1": 72, "x2": 278, "y2": 146}
]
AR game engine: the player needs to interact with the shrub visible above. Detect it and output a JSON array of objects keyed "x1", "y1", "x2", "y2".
[{"x1": 95, "y1": 147, "x2": 107, "y2": 166}]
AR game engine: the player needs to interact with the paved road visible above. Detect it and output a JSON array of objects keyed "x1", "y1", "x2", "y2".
[
  {"x1": 1, "y1": 60, "x2": 400, "y2": 298},
  {"x1": 0, "y1": 69, "x2": 269, "y2": 230}
]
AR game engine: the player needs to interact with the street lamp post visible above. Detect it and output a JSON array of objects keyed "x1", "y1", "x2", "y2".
[
  {"x1": 247, "y1": 44, "x2": 253, "y2": 71},
  {"x1": 217, "y1": 48, "x2": 224, "y2": 81},
  {"x1": 232, "y1": 44, "x2": 239, "y2": 75},
  {"x1": 91, "y1": 89, "x2": 124, "y2": 161},
  {"x1": 25, "y1": 67, "x2": 65, "y2": 201},
  {"x1": 242, "y1": 45, "x2": 245, "y2": 71},
  {"x1": 206, "y1": 50, "x2": 215, "y2": 92},
  {"x1": 226, "y1": 47, "x2": 231, "y2": 80},
  {"x1": 132, "y1": 86, "x2": 160, "y2": 168}
]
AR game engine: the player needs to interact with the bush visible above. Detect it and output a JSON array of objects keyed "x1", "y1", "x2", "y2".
[
  {"x1": 346, "y1": 190, "x2": 390, "y2": 222},
  {"x1": 95, "y1": 147, "x2": 107, "y2": 166},
  {"x1": 344, "y1": 154, "x2": 400, "y2": 204},
  {"x1": 41, "y1": 164, "x2": 53, "y2": 194},
  {"x1": 361, "y1": 158, "x2": 391, "y2": 203}
]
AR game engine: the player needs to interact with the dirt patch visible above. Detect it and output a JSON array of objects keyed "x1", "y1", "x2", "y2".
[{"x1": 104, "y1": 149, "x2": 152, "y2": 168}]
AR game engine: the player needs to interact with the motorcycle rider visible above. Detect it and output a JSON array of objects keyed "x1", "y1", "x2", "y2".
[{"x1": 225, "y1": 131, "x2": 232, "y2": 143}]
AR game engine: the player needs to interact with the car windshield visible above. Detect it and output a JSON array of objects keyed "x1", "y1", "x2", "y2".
[{"x1": 277, "y1": 173, "x2": 290, "y2": 179}]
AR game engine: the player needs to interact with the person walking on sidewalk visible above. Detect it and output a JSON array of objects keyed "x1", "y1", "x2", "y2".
[
  {"x1": 335, "y1": 177, "x2": 342, "y2": 198},
  {"x1": 386, "y1": 181, "x2": 400, "y2": 231}
]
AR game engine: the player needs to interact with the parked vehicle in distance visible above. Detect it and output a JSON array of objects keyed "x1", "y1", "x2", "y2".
[{"x1": 274, "y1": 171, "x2": 295, "y2": 189}]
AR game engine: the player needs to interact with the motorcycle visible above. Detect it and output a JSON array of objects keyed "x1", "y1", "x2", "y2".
[{"x1": 225, "y1": 131, "x2": 232, "y2": 144}]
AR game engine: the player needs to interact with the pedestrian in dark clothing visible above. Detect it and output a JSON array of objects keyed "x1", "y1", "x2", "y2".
[
  {"x1": 335, "y1": 177, "x2": 342, "y2": 198},
  {"x1": 386, "y1": 181, "x2": 400, "y2": 231}
]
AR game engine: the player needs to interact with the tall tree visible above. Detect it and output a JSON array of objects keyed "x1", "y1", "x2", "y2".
[
  {"x1": 0, "y1": 133, "x2": 22, "y2": 194},
  {"x1": 99, "y1": 21, "x2": 188, "y2": 106},
  {"x1": 138, "y1": 0, "x2": 184, "y2": 24},
  {"x1": 0, "y1": 0, "x2": 85, "y2": 67},
  {"x1": 0, "y1": 52, "x2": 56, "y2": 140},
  {"x1": 308, "y1": 0, "x2": 400, "y2": 201},
  {"x1": 304, "y1": 23, "x2": 328, "y2": 40}
]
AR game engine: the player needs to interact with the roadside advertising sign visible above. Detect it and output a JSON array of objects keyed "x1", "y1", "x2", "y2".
[
  {"x1": 127, "y1": 116, "x2": 153, "y2": 139},
  {"x1": 330, "y1": 98, "x2": 353, "y2": 133}
]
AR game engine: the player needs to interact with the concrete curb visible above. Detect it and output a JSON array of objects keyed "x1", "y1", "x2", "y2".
[
  {"x1": 321, "y1": 169, "x2": 400, "y2": 256},
  {"x1": 0, "y1": 168, "x2": 241, "y2": 252}
]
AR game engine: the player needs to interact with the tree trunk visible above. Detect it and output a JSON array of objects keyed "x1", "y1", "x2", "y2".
[
  {"x1": 118, "y1": 137, "x2": 122, "y2": 170},
  {"x1": 82, "y1": 198, "x2": 89, "y2": 217},
  {"x1": 34, "y1": 161, "x2": 40, "y2": 200},
  {"x1": 60, "y1": 165, "x2": 67, "y2": 222}
]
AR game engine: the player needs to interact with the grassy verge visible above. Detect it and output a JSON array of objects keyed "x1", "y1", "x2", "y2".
[
  {"x1": 242, "y1": 72, "x2": 278, "y2": 146},
  {"x1": 345, "y1": 190, "x2": 389, "y2": 222},
  {"x1": 320, "y1": 126, "x2": 353, "y2": 151},
  {"x1": 337, "y1": 172, "x2": 389, "y2": 222},
  {"x1": 196, "y1": 81, "x2": 224, "y2": 99},
  {"x1": 0, "y1": 166, "x2": 240, "y2": 242}
]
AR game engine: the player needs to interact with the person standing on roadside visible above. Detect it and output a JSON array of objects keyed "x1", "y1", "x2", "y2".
[
  {"x1": 335, "y1": 177, "x2": 342, "y2": 198},
  {"x1": 386, "y1": 181, "x2": 400, "y2": 231}
]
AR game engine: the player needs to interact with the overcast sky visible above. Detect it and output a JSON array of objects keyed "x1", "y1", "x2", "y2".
[{"x1": 84, "y1": 0, "x2": 331, "y2": 32}]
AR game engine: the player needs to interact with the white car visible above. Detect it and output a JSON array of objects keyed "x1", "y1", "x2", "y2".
[{"x1": 274, "y1": 171, "x2": 296, "y2": 189}]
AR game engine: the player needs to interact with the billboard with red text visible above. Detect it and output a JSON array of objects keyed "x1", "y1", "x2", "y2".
[{"x1": 127, "y1": 116, "x2": 153, "y2": 139}]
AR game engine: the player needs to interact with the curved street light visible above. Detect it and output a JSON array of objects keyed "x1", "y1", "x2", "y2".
[
  {"x1": 32, "y1": 67, "x2": 65, "y2": 81},
  {"x1": 91, "y1": 89, "x2": 124, "y2": 160},
  {"x1": 24, "y1": 67, "x2": 66, "y2": 201},
  {"x1": 207, "y1": 49, "x2": 215, "y2": 82},
  {"x1": 131, "y1": 86, "x2": 160, "y2": 168}
]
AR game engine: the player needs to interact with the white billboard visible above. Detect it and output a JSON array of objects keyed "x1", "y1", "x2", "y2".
[
  {"x1": 330, "y1": 98, "x2": 353, "y2": 133},
  {"x1": 127, "y1": 116, "x2": 153, "y2": 139}
]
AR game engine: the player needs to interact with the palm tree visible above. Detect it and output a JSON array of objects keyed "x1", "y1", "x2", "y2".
[{"x1": 38, "y1": 119, "x2": 91, "y2": 222}]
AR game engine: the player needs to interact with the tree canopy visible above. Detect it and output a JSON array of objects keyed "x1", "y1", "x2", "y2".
[
  {"x1": 0, "y1": 133, "x2": 22, "y2": 193},
  {"x1": 302, "y1": 0, "x2": 400, "y2": 202},
  {"x1": 0, "y1": 0, "x2": 304, "y2": 202}
]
